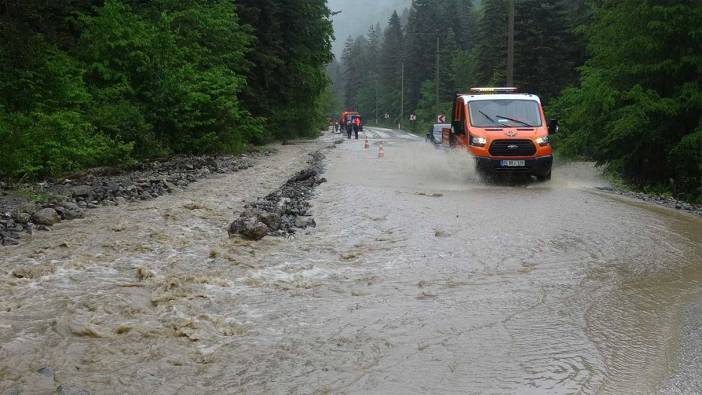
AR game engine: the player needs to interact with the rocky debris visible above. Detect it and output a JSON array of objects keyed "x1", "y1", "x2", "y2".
[
  {"x1": 12, "y1": 263, "x2": 56, "y2": 279},
  {"x1": 229, "y1": 151, "x2": 326, "y2": 240},
  {"x1": 596, "y1": 186, "x2": 702, "y2": 217},
  {"x1": 11, "y1": 211, "x2": 31, "y2": 224},
  {"x1": 56, "y1": 383, "x2": 94, "y2": 395},
  {"x1": 229, "y1": 216, "x2": 269, "y2": 240},
  {"x1": 0, "y1": 154, "x2": 260, "y2": 247},
  {"x1": 36, "y1": 367, "x2": 55, "y2": 380},
  {"x1": 32, "y1": 208, "x2": 61, "y2": 226},
  {"x1": 56, "y1": 202, "x2": 84, "y2": 220}
]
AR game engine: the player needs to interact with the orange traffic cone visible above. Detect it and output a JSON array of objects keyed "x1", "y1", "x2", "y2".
[
  {"x1": 378, "y1": 141, "x2": 385, "y2": 158},
  {"x1": 363, "y1": 135, "x2": 369, "y2": 149}
]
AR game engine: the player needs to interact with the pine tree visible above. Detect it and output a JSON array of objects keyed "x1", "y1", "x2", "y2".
[
  {"x1": 356, "y1": 25, "x2": 383, "y2": 120},
  {"x1": 379, "y1": 11, "x2": 404, "y2": 122},
  {"x1": 440, "y1": 28, "x2": 459, "y2": 97},
  {"x1": 404, "y1": 0, "x2": 442, "y2": 112},
  {"x1": 514, "y1": 0, "x2": 575, "y2": 101},
  {"x1": 552, "y1": 0, "x2": 702, "y2": 198},
  {"x1": 236, "y1": 0, "x2": 333, "y2": 139},
  {"x1": 472, "y1": 0, "x2": 508, "y2": 86},
  {"x1": 342, "y1": 36, "x2": 367, "y2": 111}
]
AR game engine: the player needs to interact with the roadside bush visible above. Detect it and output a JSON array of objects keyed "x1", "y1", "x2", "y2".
[
  {"x1": 0, "y1": 111, "x2": 132, "y2": 179},
  {"x1": 78, "y1": 0, "x2": 260, "y2": 156},
  {"x1": 0, "y1": 0, "x2": 333, "y2": 181},
  {"x1": 158, "y1": 66, "x2": 263, "y2": 154},
  {"x1": 668, "y1": 128, "x2": 702, "y2": 202},
  {"x1": 549, "y1": 1, "x2": 702, "y2": 200},
  {"x1": 0, "y1": 35, "x2": 134, "y2": 179}
]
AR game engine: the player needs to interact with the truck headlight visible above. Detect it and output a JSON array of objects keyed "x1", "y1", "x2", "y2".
[
  {"x1": 471, "y1": 136, "x2": 487, "y2": 147},
  {"x1": 536, "y1": 136, "x2": 550, "y2": 146}
]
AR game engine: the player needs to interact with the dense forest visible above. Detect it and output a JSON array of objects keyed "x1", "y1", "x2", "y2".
[
  {"x1": 333, "y1": 0, "x2": 701, "y2": 201},
  {"x1": 1, "y1": 1, "x2": 700, "y2": 201},
  {"x1": 0, "y1": 0, "x2": 334, "y2": 180}
]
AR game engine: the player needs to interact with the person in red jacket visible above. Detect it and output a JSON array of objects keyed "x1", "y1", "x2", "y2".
[{"x1": 352, "y1": 116, "x2": 361, "y2": 139}]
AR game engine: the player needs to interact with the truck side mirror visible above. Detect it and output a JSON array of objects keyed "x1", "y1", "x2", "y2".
[
  {"x1": 548, "y1": 119, "x2": 559, "y2": 135},
  {"x1": 452, "y1": 120, "x2": 465, "y2": 135}
]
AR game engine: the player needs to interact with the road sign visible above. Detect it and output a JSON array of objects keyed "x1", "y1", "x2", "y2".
[
  {"x1": 437, "y1": 114, "x2": 446, "y2": 123},
  {"x1": 409, "y1": 114, "x2": 417, "y2": 122}
]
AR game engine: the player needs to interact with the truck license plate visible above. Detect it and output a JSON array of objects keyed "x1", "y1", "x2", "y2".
[{"x1": 500, "y1": 160, "x2": 525, "y2": 167}]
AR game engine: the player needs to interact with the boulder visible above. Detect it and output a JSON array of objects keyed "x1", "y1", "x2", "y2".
[
  {"x1": 1, "y1": 235, "x2": 20, "y2": 246},
  {"x1": 56, "y1": 383, "x2": 93, "y2": 395},
  {"x1": 257, "y1": 211, "x2": 282, "y2": 231},
  {"x1": 294, "y1": 216, "x2": 316, "y2": 229},
  {"x1": 290, "y1": 168, "x2": 318, "y2": 183},
  {"x1": 16, "y1": 202, "x2": 39, "y2": 216},
  {"x1": 229, "y1": 217, "x2": 268, "y2": 240},
  {"x1": 32, "y1": 208, "x2": 61, "y2": 226},
  {"x1": 57, "y1": 202, "x2": 84, "y2": 220},
  {"x1": 11, "y1": 211, "x2": 31, "y2": 224},
  {"x1": 70, "y1": 185, "x2": 93, "y2": 198},
  {"x1": 164, "y1": 180, "x2": 178, "y2": 192}
]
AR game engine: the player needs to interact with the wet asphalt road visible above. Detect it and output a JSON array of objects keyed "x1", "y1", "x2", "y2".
[{"x1": 1, "y1": 128, "x2": 701, "y2": 394}]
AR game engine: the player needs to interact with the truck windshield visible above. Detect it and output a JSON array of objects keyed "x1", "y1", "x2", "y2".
[{"x1": 469, "y1": 100, "x2": 542, "y2": 127}]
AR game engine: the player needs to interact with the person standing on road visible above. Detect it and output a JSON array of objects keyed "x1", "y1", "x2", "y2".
[
  {"x1": 346, "y1": 118, "x2": 353, "y2": 139},
  {"x1": 352, "y1": 116, "x2": 361, "y2": 139}
]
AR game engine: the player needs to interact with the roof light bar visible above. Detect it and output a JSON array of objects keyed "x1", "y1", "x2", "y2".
[{"x1": 470, "y1": 87, "x2": 518, "y2": 93}]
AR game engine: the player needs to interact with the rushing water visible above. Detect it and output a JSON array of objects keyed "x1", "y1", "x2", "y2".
[{"x1": 1, "y1": 130, "x2": 700, "y2": 394}]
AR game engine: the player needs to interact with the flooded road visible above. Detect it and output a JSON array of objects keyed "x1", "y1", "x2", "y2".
[{"x1": 1, "y1": 128, "x2": 701, "y2": 394}]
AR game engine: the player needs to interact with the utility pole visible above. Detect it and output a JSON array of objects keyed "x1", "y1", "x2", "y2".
[
  {"x1": 507, "y1": 0, "x2": 515, "y2": 86},
  {"x1": 375, "y1": 75, "x2": 378, "y2": 125},
  {"x1": 400, "y1": 62, "x2": 404, "y2": 130},
  {"x1": 436, "y1": 35, "x2": 440, "y2": 107}
]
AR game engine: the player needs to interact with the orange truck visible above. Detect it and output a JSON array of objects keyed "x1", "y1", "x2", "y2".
[{"x1": 448, "y1": 87, "x2": 558, "y2": 181}]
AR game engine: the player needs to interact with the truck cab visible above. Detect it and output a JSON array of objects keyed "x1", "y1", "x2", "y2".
[{"x1": 450, "y1": 87, "x2": 558, "y2": 181}]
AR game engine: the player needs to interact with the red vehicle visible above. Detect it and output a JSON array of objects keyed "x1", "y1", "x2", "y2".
[{"x1": 340, "y1": 111, "x2": 363, "y2": 131}]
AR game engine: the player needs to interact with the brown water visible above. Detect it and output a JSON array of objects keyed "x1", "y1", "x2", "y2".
[{"x1": 1, "y1": 129, "x2": 701, "y2": 394}]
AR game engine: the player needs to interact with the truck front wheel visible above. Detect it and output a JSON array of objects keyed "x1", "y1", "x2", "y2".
[{"x1": 536, "y1": 170, "x2": 552, "y2": 182}]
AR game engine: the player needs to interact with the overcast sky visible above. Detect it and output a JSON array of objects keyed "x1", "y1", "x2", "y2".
[{"x1": 328, "y1": 0, "x2": 411, "y2": 59}]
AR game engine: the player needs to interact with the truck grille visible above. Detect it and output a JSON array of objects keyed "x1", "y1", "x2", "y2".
[{"x1": 489, "y1": 139, "x2": 536, "y2": 157}]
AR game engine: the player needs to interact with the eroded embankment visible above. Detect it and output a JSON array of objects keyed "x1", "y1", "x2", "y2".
[
  {"x1": 228, "y1": 151, "x2": 327, "y2": 240},
  {"x1": 0, "y1": 153, "x2": 264, "y2": 246},
  {"x1": 0, "y1": 140, "x2": 325, "y2": 395}
]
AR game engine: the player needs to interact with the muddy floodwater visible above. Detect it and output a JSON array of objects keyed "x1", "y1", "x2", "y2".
[{"x1": 1, "y1": 129, "x2": 701, "y2": 394}]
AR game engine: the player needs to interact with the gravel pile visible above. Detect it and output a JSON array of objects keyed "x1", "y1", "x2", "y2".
[
  {"x1": 0, "y1": 154, "x2": 260, "y2": 246},
  {"x1": 229, "y1": 151, "x2": 326, "y2": 240},
  {"x1": 596, "y1": 186, "x2": 702, "y2": 217}
]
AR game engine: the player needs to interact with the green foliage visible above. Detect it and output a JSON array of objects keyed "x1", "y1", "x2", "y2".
[
  {"x1": 551, "y1": 0, "x2": 702, "y2": 200},
  {"x1": 513, "y1": 0, "x2": 577, "y2": 101},
  {"x1": 337, "y1": 1, "x2": 478, "y2": 128},
  {"x1": 413, "y1": 81, "x2": 452, "y2": 133},
  {"x1": 0, "y1": 0, "x2": 332, "y2": 180},
  {"x1": 235, "y1": 0, "x2": 334, "y2": 140},
  {"x1": 79, "y1": 0, "x2": 261, "y2": 155},
  {"x1": 0, "y1": 110, "x2": 131, "y2": 179},
  {"x1": 472, "y1": 0, "x2": 579, "y2": 102},
  {"x1": 0, "y1": 30, "x2": 129, "y2": 179},
  {"x1": 668, "y1": 128, "x2": 702, "y2": 201},
  {"x1": 379, "y1": 11, "x2": 405, "y2": 123},
  {"x1": 472, "y1": 0, "x2": 508, "y2": 87}
]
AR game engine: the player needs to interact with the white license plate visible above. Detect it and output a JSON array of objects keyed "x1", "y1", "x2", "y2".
[{"x1": 500, "y1": 160, "x2": 526, "y2": 167}]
